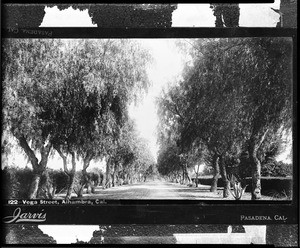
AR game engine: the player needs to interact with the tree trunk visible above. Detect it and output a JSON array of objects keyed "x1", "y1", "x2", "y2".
[
  {"x1": 116, "y1": 174, "x2": 120, "y2": 186},
  {"x1": 195, "y1": 164, "x2": 200, "y2": 187},
  {"x1": 116, "y1": 163, "x2": 121, "y2": 186},
  {"x1": 112, "y1": 162, "x2": 117, "y2": 187},
  {"x1": 43, "y1": 170, "x2": 54, "y2": 199},
  {"x1": 177, "y1": 173, "x2": 180, "y2": 183},
  {"x1": 184, "y1": 163, "x2": 191, "y2": 184},
  {"x1": 210, "y1": 155, "x2": 220, "y2": 192},
  {"x1": 219, "y1": 155, "x2": 230, "y2": 198},
  {"x1": 91, "y1": 181, "x2": 96, "y2": 193},
  {"x1": 54, "y1": 146, "x2": 76, "y2": 199},
  {"x1": 17, "y1": 135, "x2": 52, "y2": 199},
  {"x1": 28, "y1": 173, "x2": 42, "y2": 199},
  {"x1": 65, "y1": 151, "x2": 77, "y2": 199},
  {"x1": 65, "y1": 171, "x2": 75, "y2": 199},
  {"x1": 112, "y1": 171, "x2": 116, "y2": 187},
  {"x1": 248, "y1": 141, "x2": 262, "y2": 200},
  {"x1": 106, "y1": 158, "x2": 112, "y2": 188},
  {"x1": 78, "y1": 184, "x2": 85, "y2": 198},
  {"x1": 54, "y1": 145, "x2": 68, "y2": 174},
  {"x1": 83, "y1": 152, "x2": 94, "y2": 193},
  {"x1": 30, "y1": 158, "x2": 50, "y2": 199},
  {"x1": 102, "y1": 173, "x2": 106, "y2": 189},
  {"x1": 182, "y1": 165, "x2": 185, "y2": 184},
  {"x1": 247, "y1": 127, "x2": 268, "y2": 200},
  {"x1": 83, "y1": 171, "x2": 92, "y2": 193}
]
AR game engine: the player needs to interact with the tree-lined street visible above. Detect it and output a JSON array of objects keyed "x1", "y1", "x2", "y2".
[
  {"x1": 2, "y1": 37, "x2": 293, "y2": 201},
  {"x1": 2, "y1": 39, "x2": 156, "y2": 199}
]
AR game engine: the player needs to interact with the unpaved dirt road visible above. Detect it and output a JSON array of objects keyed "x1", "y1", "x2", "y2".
[
  {"x1": 84, "y1": 180, "x2": 226, "y2": 200},
  {"x1": 57, "y1": 180, "x2": 275, "y2": 200}
]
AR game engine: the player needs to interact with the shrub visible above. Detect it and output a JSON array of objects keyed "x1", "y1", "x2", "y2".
[
  {"x1": 198, "y1": 176, "x2": 292, "y2": 198},
  {"x1": 261, "y1": 160, "x2": 292, "y2": 177},
  {"x1": 38, "y1": 169, "x2": 69, "y2": 198},
  {"x1": 227, "y1": 174, "x2": 248, "y2": 200},
  {"x1": 2, "y1": 167, "x2": 69, "y2": 199},
  {"x1": 50, "y1": 170, "x2": 69, "y2": 193},
  {"x1": 3, "y1": 166, "x2": 22, "y2": 198},
  {"x1": 72, "y1": 170, "x2": 100, "y2": 197},
  {"x1": 258, "y1": 177, "x2": 293, "y2": 197},
  {"x1": 3, "y1": 166, "x2": 33, "y2": 198}
]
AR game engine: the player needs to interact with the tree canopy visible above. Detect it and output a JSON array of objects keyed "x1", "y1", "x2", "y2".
[
  {"x1": 157, "y1": 37, "x2": 292, "y2": 199},
  {"x1": 2, "y1": 39, "x2": 152, "y2": 198}
]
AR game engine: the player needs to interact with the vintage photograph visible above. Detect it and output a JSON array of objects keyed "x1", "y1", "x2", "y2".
[
  {"x1": 1, "y1": 2, "x2": 298, "y2": 247},
  {"x1": 2, "y1": 37, "x2": 293, "y2": 201}
]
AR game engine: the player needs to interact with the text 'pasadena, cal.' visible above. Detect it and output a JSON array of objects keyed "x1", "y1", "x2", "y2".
[{"x1": 241, "y1": 215, "x2": 287, "y2": 221}]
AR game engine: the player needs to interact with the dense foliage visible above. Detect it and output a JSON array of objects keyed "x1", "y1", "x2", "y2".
[
  {"x1": 157, "y1": 37, "x2": 292, "y2": 199},
  {"x1": 2, "y1": 39, "x2": 155, "y2": 199}
]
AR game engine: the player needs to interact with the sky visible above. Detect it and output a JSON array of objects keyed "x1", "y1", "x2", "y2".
[
  {"x1": 128, "y1": 39, "x2": 186, "y2": 161},
  {"x1": 4, "y1": 2, "x2": 291, "y2": 173}
]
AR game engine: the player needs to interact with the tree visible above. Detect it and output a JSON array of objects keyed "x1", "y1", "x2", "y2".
[
  {"x1": 176, "y1": 39, "x2": 245, "y2": 197},
  {"x1": 144, "y1": 163, "x2": 158, "y2": 181},
  {"x1": 157, "y1": 84, "x2": 198, "y2": 184},
  {"x1": 158, "y1": 37, "x2": 292, "y2": 200},
  {"x1": 157, "y1": 142, "x2": 182, "y2": 183},
  {"x1": 197, "y1": 38, "x2": 292, "y2": 198},
  {"x1": 2, "y1": 39, "x2": 152, "y2": 198},
  {"x1": 104, "y1": 118, "x2": 155, "y2": 187},
  {"x1": 73, "y1": 39, "x2": 152, "y2": 191},
  {"x1": 132, "y1": 136, "x2": 156, "y2": 182},
  {"x1": 3, "y1": 39, "x2": 64, "y2": 198},
  {"x1": 182, "y1": 38, "x2": 292, "y2": 199},
  {"x1": 236, "y1": 38, "x2": 292, "y2": 199},
  {"x1": 157, "y1": 49, "x2": 243, "y2": 196},
  {"x1": 185, "y1": 143, "x2": 207, "y2": 187}
]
